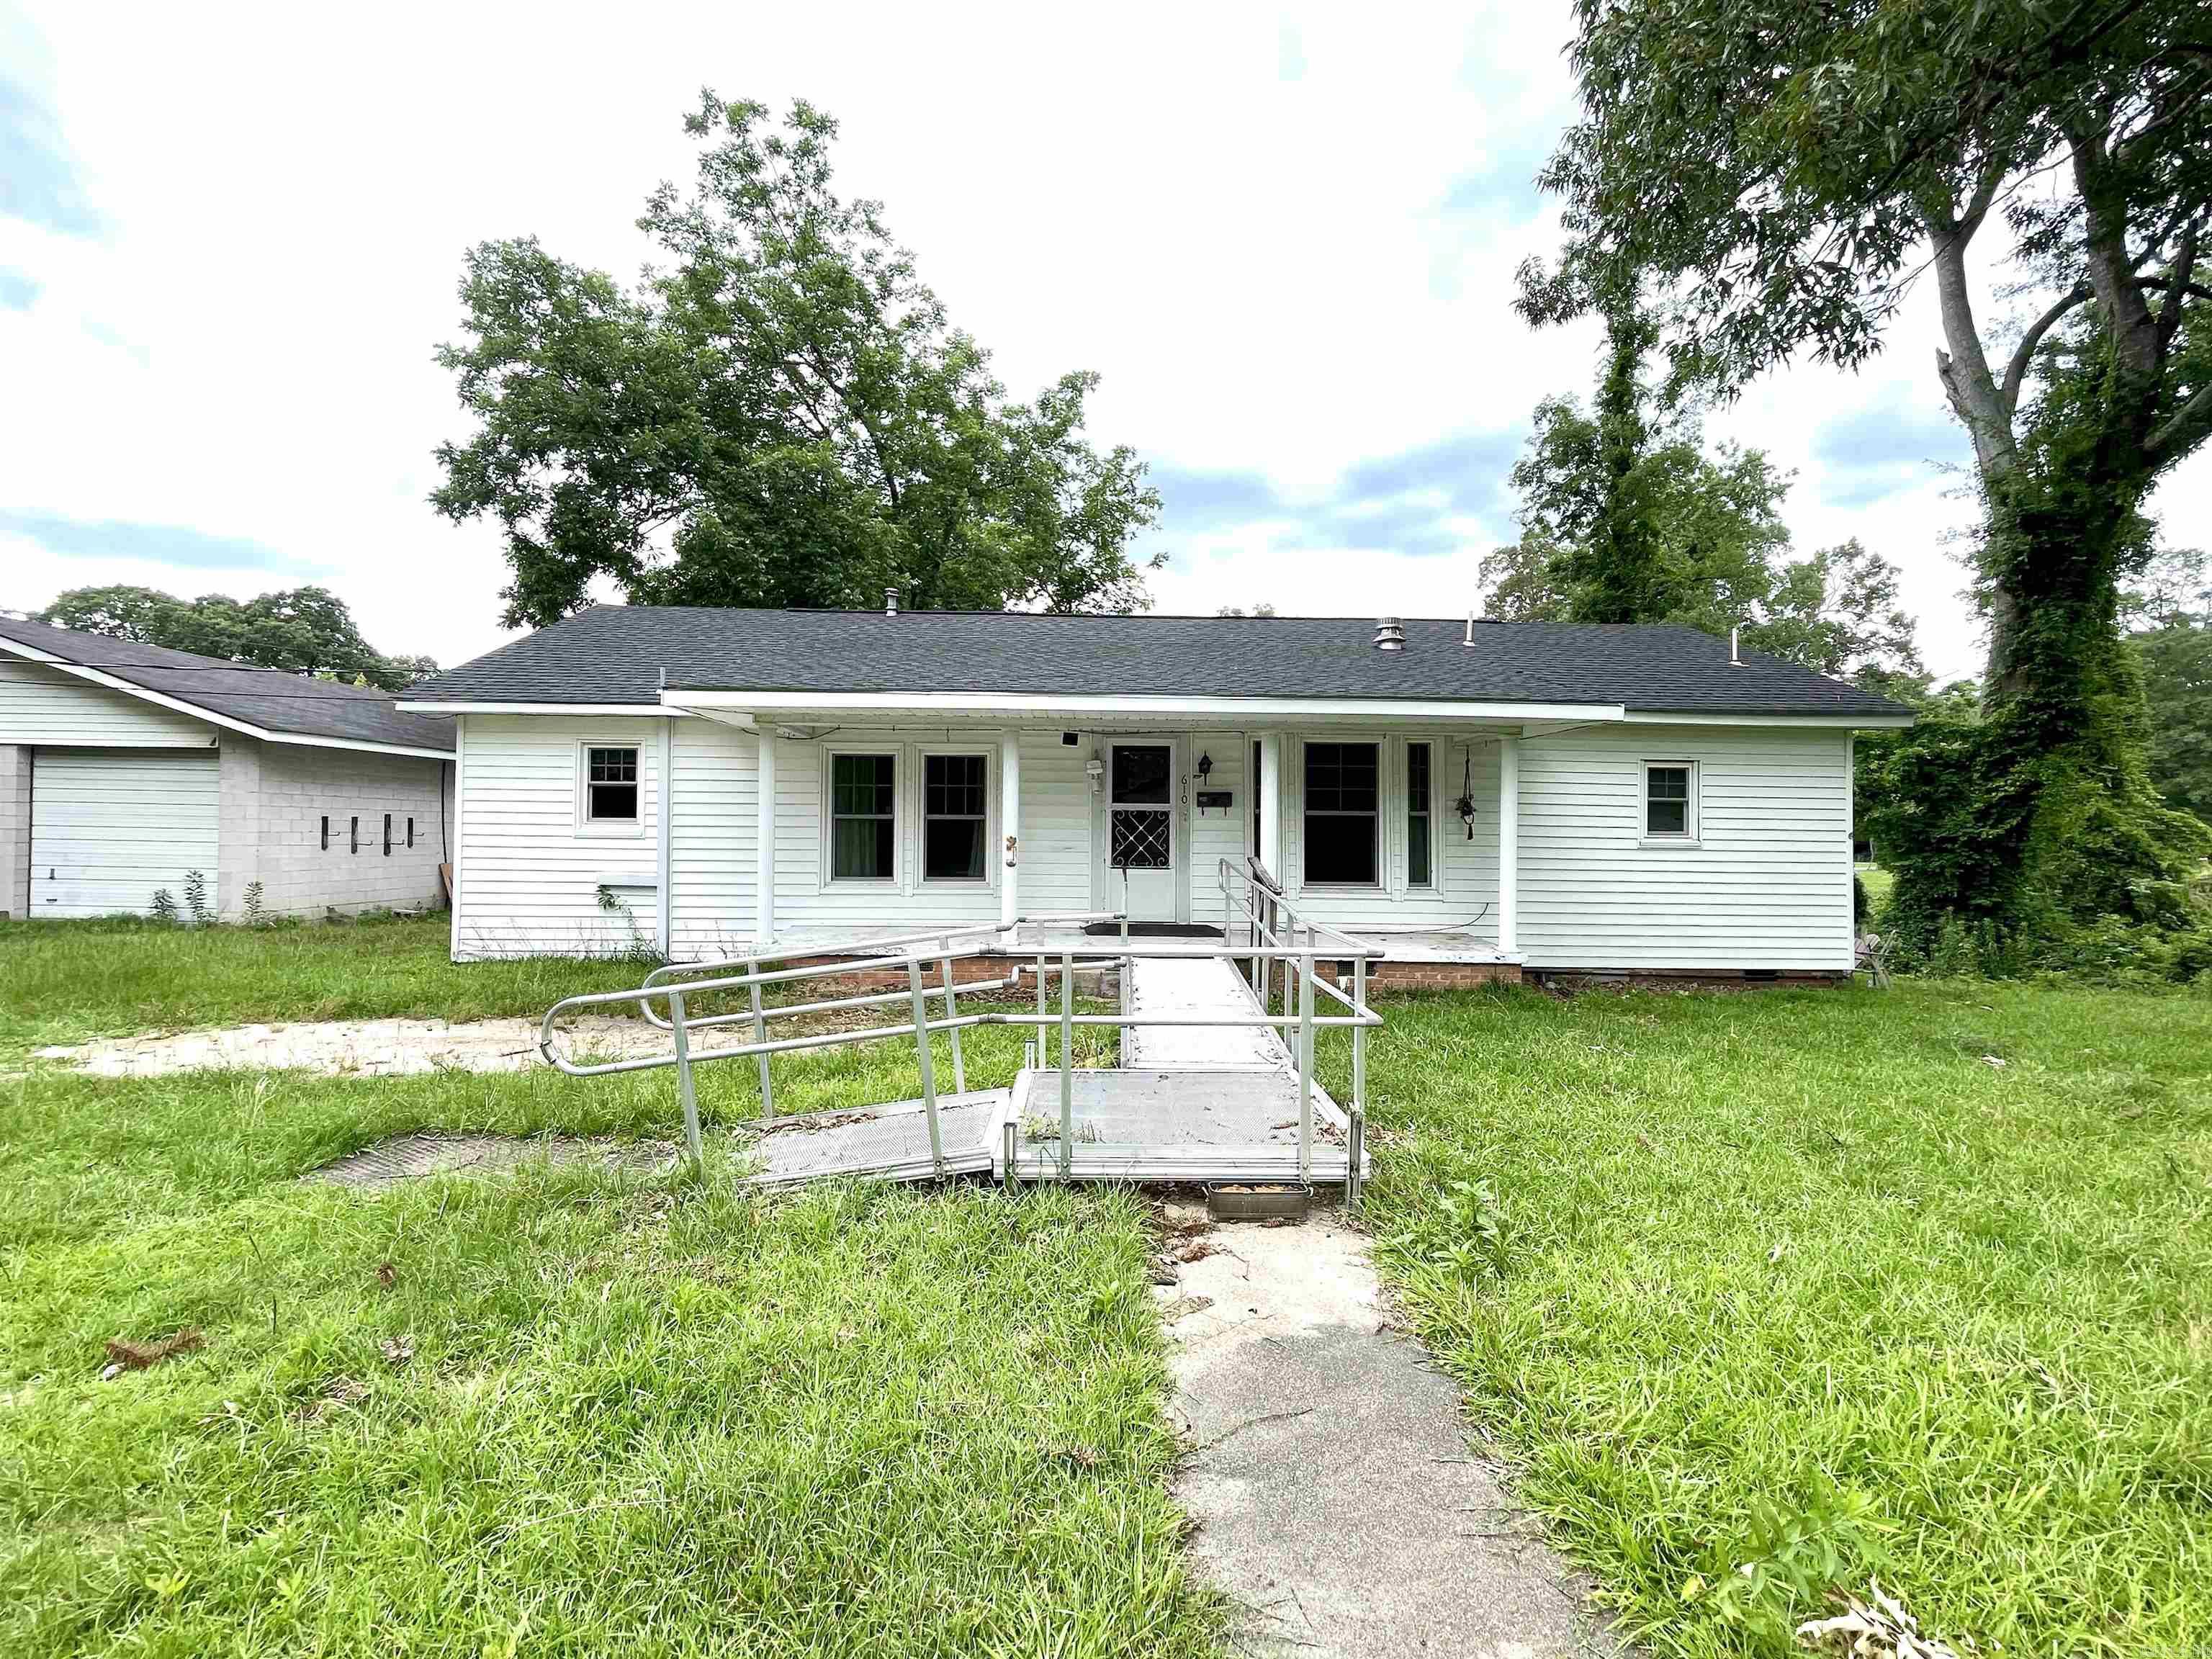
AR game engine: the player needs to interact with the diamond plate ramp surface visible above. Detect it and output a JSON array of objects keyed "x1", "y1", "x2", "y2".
[{"x1": 737, "y1": 1090, "x2": 1009, "y2": 1186}]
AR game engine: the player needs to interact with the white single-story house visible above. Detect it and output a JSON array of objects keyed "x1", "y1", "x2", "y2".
[
  {"x1": 397, "y1": 606, "x2": 1912, "y2": 984},
  {"x1": 0, "y1": 617, "x2": 456, "y2": 921}
]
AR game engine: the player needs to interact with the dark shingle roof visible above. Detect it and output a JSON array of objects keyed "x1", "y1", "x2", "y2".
[
  {"x1": 405, "y1": 607, "x2": 1911, "y2": 719},
  {"x1": 0, "y1": 616, "x2": 456, "y2": 752}
]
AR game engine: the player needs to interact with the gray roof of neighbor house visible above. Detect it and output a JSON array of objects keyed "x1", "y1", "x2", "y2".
[
  {"x1": 405, "y1": 607, "x2": 1912, "y2": 719},
  {"x1": 0, "y1": 616, "x2": 457, "y2": 752}
]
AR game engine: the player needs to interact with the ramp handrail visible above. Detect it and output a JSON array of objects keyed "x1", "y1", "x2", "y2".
[{"x1": 539, "y1": 912, "x2": 1377, "y2": 1205}]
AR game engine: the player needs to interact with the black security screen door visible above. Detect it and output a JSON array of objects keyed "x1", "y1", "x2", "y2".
[{"x1": 1110, "y1": 744, "x2": 1172, "y2": 869}]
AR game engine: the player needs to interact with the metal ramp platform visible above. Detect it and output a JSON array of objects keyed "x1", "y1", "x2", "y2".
[{"x1": 537, "y1": 870, "x2": 1377, "y2": 1198}]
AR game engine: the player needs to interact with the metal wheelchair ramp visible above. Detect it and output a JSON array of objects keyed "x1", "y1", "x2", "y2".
[{"x1": 536, "y1": 863, "x2": 1375, "y2": 1198}]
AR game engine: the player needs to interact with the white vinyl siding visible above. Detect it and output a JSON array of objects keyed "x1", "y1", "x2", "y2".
[
  {"x1": 449, "y1": 714, "x2": 1852, "y2": 970},
  {"x1": 30, "y1": 750, "x2": 218, "y2": 917},
  {"x1": 1516, "y1": 724, "x2": 1853, "y2": 970},
  {"x1": 0, "y1": 659, "x2": 216, "y2": 746},
  {"x1": 451, "y1": 715, "x2": 665, "y2": 958}
]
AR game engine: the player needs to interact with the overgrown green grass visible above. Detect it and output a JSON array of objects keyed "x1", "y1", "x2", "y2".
[
  {"x1": 1, "y1": 925, "x2": 1208, "y2": 1657},
  {"x1": 1338, "y1": 981, "x2": 2212, "y2": 1659},
  {"x1": 0, "y1": 913, "x2": 651, "y2": 1056}
]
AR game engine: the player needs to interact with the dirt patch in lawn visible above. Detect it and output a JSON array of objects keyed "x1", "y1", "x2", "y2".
[{"x1": 35, "y1": 1014, "x2": 776, "y2": 1078}]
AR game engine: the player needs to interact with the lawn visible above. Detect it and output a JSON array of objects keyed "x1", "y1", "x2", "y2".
[
  {"x1": 0, "y1": 920, "x2": 1208, "y2": 1658},
  {"x1": 9, "y1": 917, "x2": 2210, "y2": 1659},
  {"x1": 1336, "y1": 981, "x2": 2212, "y2": 1659},
  {"x1": 0, "y1": 912, "x2": 651, "y2": 1058}
]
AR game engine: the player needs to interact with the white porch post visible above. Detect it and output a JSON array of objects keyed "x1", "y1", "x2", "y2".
[
  {"x1": 1496, "y1": 732, "x2": 1519, "y2": 957},
  {"x1": 999, "y1": 731, "x2": 1020, "y2": 927},
  {"x1": 1257, "y1": 732, "x2": 1284, "y2": 878},
  {"x1": 754, "y1": 727, "x2": 777, "y2": 946}
]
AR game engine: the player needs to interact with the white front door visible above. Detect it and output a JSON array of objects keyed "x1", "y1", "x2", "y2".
[{"x1": 1105, "y1": 741, "x2": 1179, "y2": 922}]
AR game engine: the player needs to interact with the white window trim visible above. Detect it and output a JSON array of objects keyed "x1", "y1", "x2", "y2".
[
  {"x1": 1298, "y1": 735, "x2": 1386, "y2": 891},
  {"x1": 820, "y1": 743, "x2": 902, "y2": 888},
  {"x1": 917, "y1": 743, "x2": 998, "y2": 889},
  {"x1": 1640, "y1": 758, "x2": 1701, "y2": 846},
  {"x1": 575, "y1": 739, "x2": 647, "y2": 837}
]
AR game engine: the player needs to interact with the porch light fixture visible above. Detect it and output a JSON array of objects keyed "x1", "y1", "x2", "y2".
[
  {"x1": 1085, "y1": 755, "x2": 1105, "y2": 793},
  {"x1": 1196, "y1": 751, "x2": 1212, "y2": 779}
]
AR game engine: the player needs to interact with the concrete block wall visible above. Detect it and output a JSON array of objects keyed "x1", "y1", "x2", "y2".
[
  {"x1": 1, "y1": 746, "x2": 27, "y2": 920},
  {"x1": 230, "y1": 741, "x2": 452, "y2": 919}
]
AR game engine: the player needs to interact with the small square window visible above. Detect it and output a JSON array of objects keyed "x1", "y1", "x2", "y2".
[
  {"x1": 585, "y1": 746, "x2": 640, "y2": 822},
  {"x1": 1645, "y1": 763, "x2": 1694, "y2": 839}
]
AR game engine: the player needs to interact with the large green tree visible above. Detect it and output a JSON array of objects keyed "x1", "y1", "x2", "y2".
[
  {"x1": 1480, "y1": 328, "x2": 1923, "y2": 684},
  {"x1": 433, "y1": 95, "x2": 1161, "y2": 628},
  {"x1": 1521, "y1": 0, "x2": 2212, "y2": 963},
  {"x1": 35, "y1": 585, "x2": 435, "y2": 691}
]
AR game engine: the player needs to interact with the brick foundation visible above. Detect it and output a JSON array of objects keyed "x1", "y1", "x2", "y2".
[
  {"x1": 1525, "y1": 968, "x2": 1851, "y2": 993},
  {"x1": 1357, "y1": 960, "x2": 1524, "y2": 991}
]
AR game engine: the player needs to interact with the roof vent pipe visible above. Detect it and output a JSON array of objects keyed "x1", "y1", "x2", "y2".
[
  {"x1": 1465, "y1": 611, "x2": 1475, "y2": 646},
  {"x1": 1374, "y1": 617, "x2": 1406, "y2": 652},
  {"x1": 885, "y1": 587, "x2": 899, "y2": 616},
  {"x1": 1730, "y1": 626, "x2": 1740, "y2": 665}
]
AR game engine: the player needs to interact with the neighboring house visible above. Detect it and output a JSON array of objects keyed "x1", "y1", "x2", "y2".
[
  {"x1": 0, "y1": 617, "x2": 456, "y2": 921},
  {"x1": 399, "y1": 606, "x2": 1912, "y2": 983}
]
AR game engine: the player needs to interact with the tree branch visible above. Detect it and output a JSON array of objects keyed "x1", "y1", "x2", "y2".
[
  {"x1": 2146, "y1": 379, "x2": 2212, "y2": 464},
  {"x1": 2002, "y1": 282, "x2": 2093, "y2": 413},
  {"x1": 1925, "y1": 207, "x2": 2016, "y2": 473}
]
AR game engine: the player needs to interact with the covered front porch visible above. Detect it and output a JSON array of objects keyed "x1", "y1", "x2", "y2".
[{"x1": 657, "y1": 689, "x2": 1534, "y2": 976}]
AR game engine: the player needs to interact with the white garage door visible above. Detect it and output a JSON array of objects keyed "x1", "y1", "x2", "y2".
[{"x1": 30, "y1": 749, "x2": 220, "y2": 918}]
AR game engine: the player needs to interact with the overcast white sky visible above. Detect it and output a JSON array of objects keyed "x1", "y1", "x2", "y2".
[{"x1": 2, "y1": 1, "x2": 2203, "y2": 683}]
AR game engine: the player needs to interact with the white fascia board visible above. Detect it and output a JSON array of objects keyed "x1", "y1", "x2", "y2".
[
  {"x1": 395, "y1": 701, "x2": 686, "y2": 717},
  {"x1": 662, "y1": 688, "x2": 1629, "y2": 723},
  {"x1": 0, "y1": 640, "x2": 456, "y2": 758},
  {"x1": 1619, "y1": 710, "x2": 1915, "y2": 729}
]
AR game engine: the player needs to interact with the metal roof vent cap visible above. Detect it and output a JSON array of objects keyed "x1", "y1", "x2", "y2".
[
  {"x1": 1374, "y1": 617, "x2": 1406, "y2": 651},
  {"x1": 885, "y1": 587, "x2": 899, "y2": 616}
]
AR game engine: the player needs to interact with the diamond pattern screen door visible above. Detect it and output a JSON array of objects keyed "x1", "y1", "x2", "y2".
[{"x1": 1106, "y1": 742, "x2": 1178, "y2": 921}]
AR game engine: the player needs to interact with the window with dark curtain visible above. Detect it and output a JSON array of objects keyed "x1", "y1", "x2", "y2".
[
  {"x1": 382, "y1": 813, "x2": 392, "y2": 855},
  {"x1": 407, "y1": 817, "x2": 415, "y2": 848},
  {"x1": 585, "y1": 747, "x2": 639, "y2": 821},
  {"x1": 923, "y1": 753, "x2": 987, "y2": 880},
  {"x1": 320, "y1": 815, "x2": 329, "y2": 851},
  {"x1": 831, "y1": 753, "x2": 896, "y2": 879},
  {"x1": 1303, "y1": 741, "x2": 1378, "y2": 884},
  {"x1": 349, "y1": 815, "x2": 359, "y2": 853},
  {"x1": 1407, "y1": 742, "x2": 1433, "y2": 887}
]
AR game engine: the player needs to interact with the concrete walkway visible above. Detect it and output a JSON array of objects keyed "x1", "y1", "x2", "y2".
[
  {"x1": 32, "y1": 1015, "x2": 760, "y2": 1077},
  {"x1": 1159, "y1": 1207, "x2": 1610, "y2": 1659}
]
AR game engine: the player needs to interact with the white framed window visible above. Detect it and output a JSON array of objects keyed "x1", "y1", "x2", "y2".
[
  {"x1": 826, "y1": 749, "x2": 899, "y2": 882},
  {"x1": 1302, "y1": 739, "x2": 1380, "y2": 886},
  {"x1": 921, "y1": 750, "x2": 991, "y2": 883},
  {"x1": 1642, "y1": 760, "x2": 1699, "y2": 844},
  {"x1": 1406, "y1": 739, "x2": 1434, "y2": 889},
  {"x1": 577, "y1": 742, "x2": 644, "y2": 834}
]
